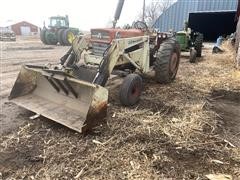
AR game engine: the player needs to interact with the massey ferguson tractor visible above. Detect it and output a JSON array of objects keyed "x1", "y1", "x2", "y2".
[
  {"x1": 40, "y1": 15, "x2": 80, "y2": 46},
  {"x1": 9, "y1": 0, "x2": 180, "y2": 133}
]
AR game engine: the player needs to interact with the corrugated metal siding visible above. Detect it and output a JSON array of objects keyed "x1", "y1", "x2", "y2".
[
  {"x1": 197, "y1": 0, "x2": 237, "y2": 11},
  {"x1": 154, "y1": 0, "x2": 238, "y2": 32}
]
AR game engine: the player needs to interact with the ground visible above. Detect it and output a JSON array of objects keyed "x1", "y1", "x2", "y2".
[{"x1": 0, "y1": 37, "x2": 240, "y2": 179}]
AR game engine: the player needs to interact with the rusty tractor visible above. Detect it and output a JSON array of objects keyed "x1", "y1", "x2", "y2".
[{"x1": 9, "y1": 0, "x2": 180, "y2": 133}]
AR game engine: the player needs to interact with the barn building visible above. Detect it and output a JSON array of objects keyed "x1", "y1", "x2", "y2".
[
  {"x1": 153, "y1": 0, "x2": 238, "y2": 40},
  {"x1": 8, "y1": 21, "x2": 39, "y2": 36}
]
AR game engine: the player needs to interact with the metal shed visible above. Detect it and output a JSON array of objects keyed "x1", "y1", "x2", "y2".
[{"x1": 154, "y1": 0, "x2": 238, "y2": 39}]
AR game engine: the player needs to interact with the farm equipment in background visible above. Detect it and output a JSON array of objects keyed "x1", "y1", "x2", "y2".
[
  {"x1": 0, "y1": 28, "x2": 16, "y2": 41},
  {"x1": 176, "y1": 27, "x2": 203, "y2": 63},
  {"x1": 40, "y1": 15, "x2": 81, "y2": 46},
  {"x1": 9, "y1": 0, "x2": 180, "y2": 133}
]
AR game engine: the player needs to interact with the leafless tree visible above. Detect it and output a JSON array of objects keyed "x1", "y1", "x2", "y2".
[{"x1": 140, "y1": 0, "x2": 176, "y2": 27}]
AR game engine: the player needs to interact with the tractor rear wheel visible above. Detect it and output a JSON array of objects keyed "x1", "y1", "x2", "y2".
[
  {"x1": 40, "y1": 29, "x2": 47, "y2": 44},
  {"x1": 119, "y1": 74, "x2": 142, "y2": 106},
  {"x1": 194, "y1": 33, "x2": 203, "y2": 57},
  {"x1": 57, "y1": 29, "x2": 65, "y2": 45},
  {"x1": 45, "y1": 31, "x2": 58, "y2": 45},
  {"x1": 154, "y1": 39, "x2": 180, "y2": 84},
  {"x1": 62, "y1": 29, "x2": 75, "y2": 46}
]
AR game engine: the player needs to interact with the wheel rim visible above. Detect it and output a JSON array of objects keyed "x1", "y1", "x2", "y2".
[
  {"x1": 67, "y1": 31, "x2": 75, "y2": 44},
  {"x1": 131, "y1": 85, "x2": 140, "y2": 98},
  {"x1": 170, "y1": 52, "x2": 178, "y2": 77}
]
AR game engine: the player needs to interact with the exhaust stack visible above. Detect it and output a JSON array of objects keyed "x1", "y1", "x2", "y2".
[{"x1": 113, "y1": 0, "x2": 125, "y2": 28}]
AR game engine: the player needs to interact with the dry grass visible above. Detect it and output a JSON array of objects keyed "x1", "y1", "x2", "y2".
[{"x1": 0, "y1": 41, "x2": 240, "y2": 179}]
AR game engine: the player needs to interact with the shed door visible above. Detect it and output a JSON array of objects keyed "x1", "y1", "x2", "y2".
[{"x1": 20, "y1": 26, "x2": 31, "y2": 36}]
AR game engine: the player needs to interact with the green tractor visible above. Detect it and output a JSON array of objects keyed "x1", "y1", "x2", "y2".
[
  {"x1": 176, "y1": 29, "x2": 203, "y2": 63},
  {"x1": 40, "y1": 15, "x2": 80, "y2": 46}
]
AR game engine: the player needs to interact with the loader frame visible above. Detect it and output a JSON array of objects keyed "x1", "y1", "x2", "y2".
[
  {"x1": 9, "y1": 0, "x2": 181, "y2": 133},
  {"x1": 9, "y1": 31, "x2": 180, "y2": 133}
]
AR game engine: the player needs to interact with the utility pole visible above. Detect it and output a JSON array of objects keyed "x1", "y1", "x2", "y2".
[{"x1": 142, "y1": 0, "x2": 146, "y2": 22}]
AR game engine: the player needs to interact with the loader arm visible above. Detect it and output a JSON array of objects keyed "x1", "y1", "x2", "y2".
[
  {"x1": 9, "y1": 36, "x2": 150, "y2": 133},
  {"x1": 107, "y1": 36, "x2": 150, "y2": 74},
  {"x1": 72, "y1": 35, "x2": 89, "y2": 62},
  {"x1": 84, "y1": 36, "x2": 150, "y2": 86}
]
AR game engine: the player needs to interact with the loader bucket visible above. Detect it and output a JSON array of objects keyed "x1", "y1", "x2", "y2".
[{"x1": 9, "y1": 65, "x2": 108, "y2": 133}]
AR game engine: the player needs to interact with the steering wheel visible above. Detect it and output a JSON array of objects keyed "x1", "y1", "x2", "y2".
[{"x1": 132, "y1": 21, "x2": 148, "y2": 32}]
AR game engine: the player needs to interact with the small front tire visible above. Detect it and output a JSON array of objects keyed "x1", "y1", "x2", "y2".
[
  {"x1": 119, "y1": 74, "x2": 142, "y2": 106},
  {"x1": 189, "y1": 48, "x2": 197, "y2": 63}
]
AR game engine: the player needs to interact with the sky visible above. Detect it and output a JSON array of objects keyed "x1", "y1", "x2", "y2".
[{"x1": 0, "y1": 0, "x2": 154, "y2": 31}]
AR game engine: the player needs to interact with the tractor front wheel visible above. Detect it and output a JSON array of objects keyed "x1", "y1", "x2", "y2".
[
  {"x1": 154, "y1": 39, "x2": 180, "y2": 84},
  {"x1": 189, "y1": 48, "x2": 197, "y2": 63},
  {"x1": 119, "y1": 74, "x2": 142, "y2": 106}
]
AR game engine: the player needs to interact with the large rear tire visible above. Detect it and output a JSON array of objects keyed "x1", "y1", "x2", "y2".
[
  {"x1": 40, "y1": 29, "x2": 47, "y2": 44},
  {"x1": 45, "y1": 31, "x2": 58, "y2": 45},
  {"x1": 194, "y1": 33, "x2": 203, "y2": 57},
  {"x1": 57, "y1": 29, "x2": 65, "y2": 45},
  {"x1": 154, "y1": 39, "x2": 180, "y2": 84},
  {"x1": 119, "y1": 74, "x2": 142, "y2": 106},
  {"x1": 62, "y1": 29, "x2": 75, "y2": 46}
]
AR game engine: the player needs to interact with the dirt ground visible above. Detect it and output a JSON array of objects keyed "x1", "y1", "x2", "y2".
[
  {"x1": 0, "y1": 37, "x2": 68, "y2": 135},
  {"x1": 0, "y1": 37, "x2": 240, "y2": 179}
]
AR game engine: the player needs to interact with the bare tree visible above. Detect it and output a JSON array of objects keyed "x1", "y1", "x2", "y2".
[
  {"x1": 140, "y1": 0, "x2": 175, "y2": 27},
  {"x1": 158, "y1": 0, "x2": 175, "y2": 12}
]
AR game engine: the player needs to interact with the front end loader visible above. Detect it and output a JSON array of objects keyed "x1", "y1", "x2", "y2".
[
  {"x1": 9, "y1": 0, "x2": 180, "y2": 133},
  {"x1": 9, "y1": 26, "x2": 180, "y2": 133}
]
